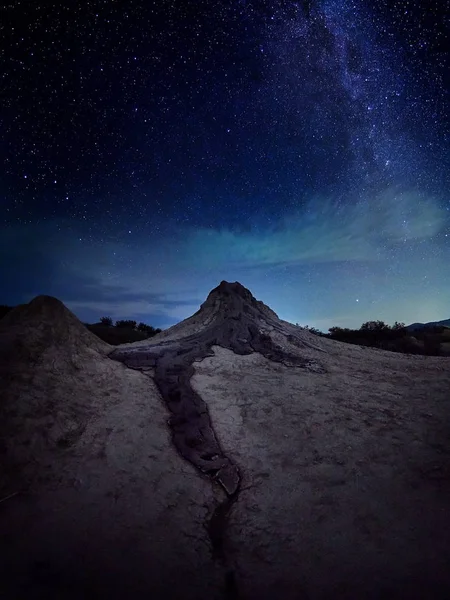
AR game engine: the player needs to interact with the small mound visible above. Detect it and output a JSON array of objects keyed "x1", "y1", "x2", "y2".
[
  {"x1": 0, "y1": 295, "x2": 112, "y2": 492},
  {"x1": 0, "y1": 295, "x2": 109, "y2": 368}
]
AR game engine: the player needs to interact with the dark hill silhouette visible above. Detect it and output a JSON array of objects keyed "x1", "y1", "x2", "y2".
[
  {"x1": 0, "y1": 295, "x2": 108, "y2": 368},
  {"x1": 407, "y1": 318, "x2": 450, "y2": 330}
]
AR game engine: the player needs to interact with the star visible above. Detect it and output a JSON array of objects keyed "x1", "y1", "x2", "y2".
[{"x1": 1, "y1": 0, "x2": 448, "y2": 330}]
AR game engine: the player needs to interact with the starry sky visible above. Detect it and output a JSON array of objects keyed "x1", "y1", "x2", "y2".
[{"x1": 2, "y1": 0, "x2": 449, "y2": 331}]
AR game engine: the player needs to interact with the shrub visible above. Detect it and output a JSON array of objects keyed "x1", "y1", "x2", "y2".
[
  {"x1": 137, "y1": 322, "x2": 162, "y2": 337},
  {"x1": 87, "y1": 324, "x2": 150, "y2": 345},
  {"x1": 423, "y1": 336, "x2": 442, "y2": 356},
  {"x1": 360, "y1": 320, "x2": 390, "y2": 332},
  {"x1": 0, "y1": 305, "x2": 13, "y2": 320},
  {"x1": 301, "y1": 325, "x2": 323, "y2": 336},
  {"x1": 115, "y1": 319, "x2": 137, "y2": 329},
  {"x1": 100, "y1": 316, "x2": 113, "y2": 326}
]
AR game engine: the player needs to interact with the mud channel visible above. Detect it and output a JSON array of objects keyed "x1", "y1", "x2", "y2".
[{"x1": 110, "y1": 282, "x2": 321, "y2": 598}]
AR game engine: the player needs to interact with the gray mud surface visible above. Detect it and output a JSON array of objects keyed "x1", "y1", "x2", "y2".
[
  {"x1": 112, "y1": 282, "x2": 319, "y2": 496},
  {"x1": 110, "y1": 281, "x2": 323, "y2": 588},
  {"x1": 2, "y1": 284, "x2": 450, "y2": 599}
]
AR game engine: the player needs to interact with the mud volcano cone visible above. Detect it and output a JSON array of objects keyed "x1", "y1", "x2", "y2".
[{"x1": 111, "y1": 281, "x2": 317, "y2": 495}]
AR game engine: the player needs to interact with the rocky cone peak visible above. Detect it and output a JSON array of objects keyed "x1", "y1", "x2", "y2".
[{"x1": 200, "y1": 280, "x2": 279, "y2": 323}]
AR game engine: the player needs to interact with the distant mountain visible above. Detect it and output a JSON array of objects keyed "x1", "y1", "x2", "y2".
[{"x1": 406, "y1": 318, "x2": 450, "y2": 331}]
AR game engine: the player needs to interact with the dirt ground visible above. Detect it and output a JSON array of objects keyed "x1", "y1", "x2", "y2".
[
  {"x1": 1, "y1": 289, "x2": 449, "y2": 599},
  {"x1": 192, "y1": 338, "x2": 450, "y2": 599},
  {"x1": 0, "y1": 297, "x2": 225, "y2": 599}
]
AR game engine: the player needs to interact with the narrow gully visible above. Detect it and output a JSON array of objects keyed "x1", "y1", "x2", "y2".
[{"x1": 111, "y1": 337, "x2": 243, "y2": 596}]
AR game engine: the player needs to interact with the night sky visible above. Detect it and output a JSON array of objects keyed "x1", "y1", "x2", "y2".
[{"x1": 2, "y1": 0, "x2": 449, "y2": 331}]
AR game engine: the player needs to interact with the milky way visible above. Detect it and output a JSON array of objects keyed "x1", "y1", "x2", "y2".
[{"x1": 2, "y1": 0, "x2": 449, "y2": 330}]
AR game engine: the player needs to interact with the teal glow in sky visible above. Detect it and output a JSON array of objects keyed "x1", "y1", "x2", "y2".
[{"x1": 2, "y1": 0, "x2": 449, "y2": 331}]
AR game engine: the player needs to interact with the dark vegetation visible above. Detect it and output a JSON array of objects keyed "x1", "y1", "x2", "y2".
[
  {"x1": 87, "y1": 316, "x2": 162, "y2": 345},
  {"x1": 1, "y1": 302, "x2": 448, "y2": 354},
  {"x1": 299, "y1": 320, "x2": 450, "y2": 356},
  {"x1": 0, "y1": 305, "x2": 13, "y2": 320},
  {"x1": 0, "y1": 304, "x2": 161, "y2": 346}
]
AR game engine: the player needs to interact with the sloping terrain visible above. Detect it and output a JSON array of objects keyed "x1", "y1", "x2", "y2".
[
  {"x1": 1, "y1": 283, "x2": 449, "y2": 599},
  {"x1": 193, "y1": 342, "x2": 450, "y2": 599},
  {"x1": 0, "y1": 295, "x2": 109, "y2": 488},
  {"x1": 0, "y1": 296, "x2": 224, "y2": 599}
]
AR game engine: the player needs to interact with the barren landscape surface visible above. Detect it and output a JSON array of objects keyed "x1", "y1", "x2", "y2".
[{"x1": 1, "y1": 283, "x2": 449, "y2": 599}]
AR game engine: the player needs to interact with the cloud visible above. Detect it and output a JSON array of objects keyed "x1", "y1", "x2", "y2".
[
  {"x1": 177, "y1": 187, "x2": 446, "y2": 269},
  {"x1": 60, "y1": 278, "x2": 202, "y2": 323},
  {"x1": 1, "y1": 187, "x2": 446, "y2": 325}
]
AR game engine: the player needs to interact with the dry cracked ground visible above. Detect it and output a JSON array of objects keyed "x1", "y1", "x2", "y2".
[{"x1": 1, "y1": 282, "x2": 449, "y2": 599}]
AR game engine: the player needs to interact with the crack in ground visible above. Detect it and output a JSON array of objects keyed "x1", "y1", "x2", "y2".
[
  {"x1": 110, "y1": 282, "x2": 324, "y2": 598},
  {"x1": 207, "y1": 490, "x2": 241, "y2": 599}
]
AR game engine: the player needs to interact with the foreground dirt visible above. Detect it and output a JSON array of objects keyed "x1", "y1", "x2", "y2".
[
  {"x1": 110, "y1": 281, "x2": 329, "y2": 591},
  {"x1": 192, "y1": 338, "x2": 450, "y2": 599},
  {"x1": 1, "y1": 353, "x2": 226, "y2": 599},
  {"x1": 1, "y1": 287, "x2": 450, "y2": 599},
  {"x1": 0, "y1": 297, "x2": 224, "y2": 599}
]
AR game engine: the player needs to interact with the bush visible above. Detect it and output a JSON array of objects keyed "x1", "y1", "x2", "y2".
[
  {"x1": 327, "y1": 319, "x2": 441, "y2": 355},
  {"x1": 100, "y1": 316, "x2": 113, "y2": 326},
  {"x1": 87, "y1": 324, "x2": 149, "y2": 345},
  {"x1": 360, "y1": 320, "x2": 390, "y2": 332},
  {"x1": 423, "y1": 336, "x2": 442, "y2": 356},
  {"x1": 392, "y1": 321, "x2": 407, "y2": 332},
  {"x1": 137, "y1": 322, "x2": 162, "y2": 337},
  {"x1": 0, "y1": 305, "x2": 13, "y2": 320},
  {"x1": 299, "y1": 325, "x2": 323, "y2": 336},
  {"x1": 115, "y1": 319, "x2": 137, "y2": 329}
]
